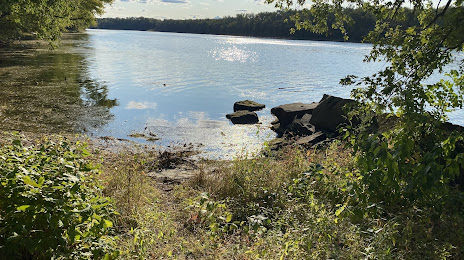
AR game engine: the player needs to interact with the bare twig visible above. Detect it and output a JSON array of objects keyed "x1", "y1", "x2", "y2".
[
  {"x1": 426, "y1": 0, "x2": 452, "y2": 29},
  {"x1": 0, "y1": 11, "x2": 11, "y2": 19},
  {"x1": 435, "y1": 0, "x2": 444, "y2": 17},
  {"x1": 391, "y1": 0, "x2": 405, "y2": 20}
]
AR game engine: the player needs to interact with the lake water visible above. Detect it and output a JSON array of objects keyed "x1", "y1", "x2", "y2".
[{"x1": 1, "y1": 29, "x2": 462, "y2": 158}]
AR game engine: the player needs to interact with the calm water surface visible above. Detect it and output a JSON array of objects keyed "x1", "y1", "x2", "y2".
[{"x1": 1, "y1": 29, "x2": 462, "y2": 158}]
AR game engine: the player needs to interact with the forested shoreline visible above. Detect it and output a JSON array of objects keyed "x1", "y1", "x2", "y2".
[{"x1": 94, "y1": 9, "x2": 378, "y2": 42}]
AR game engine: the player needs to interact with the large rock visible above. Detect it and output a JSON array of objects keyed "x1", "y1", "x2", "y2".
[
  {"x1": 295, "y1": 132, "x2": 327, "y2": 147},
  {"x1": 287, "y1": 114, "x2": 315, "y2": 136},
  {"x1": 271, "y1": 102, "x2": 319, "y2": 126},
  {"x1": 310, "y1": 94, "x2": 356, "y2": 132},
  {"x1": 148, "y1": 168, "x2": 195, "y2": 184},
  {"x1": 267, "y1": 138, "x2": 290, "y2": 151},
  {"x1": 226, "y1": 110, "x2": 259, "y2": 124},
  {"x1": 234, "y1": 100, "x2": 265, "y2": 112},
  {"x1": 270, "y1": 122, "x2": 286, "y2": 136}
]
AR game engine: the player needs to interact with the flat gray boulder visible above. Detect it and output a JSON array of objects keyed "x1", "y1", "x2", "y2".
[
  {"x1": 287, "y1": 114, "x2": 316, "y2": 136},
  {"x1": 270, "y1": 122, "x2": 286, "y2": 136},
  {"x1": 310, "y1": 95, "x2": 356, "y2": 132},
  {"x1": 226, "y1": 110, "x2": 259, "y2": 124},
  {"x1": 234, "y1": 100, "x2": 265, "y2": 112},
  {"x1": 148, "y1": 168, "x2": 195, "y2": 183},
  {"x1": 267, "y1": 138, "x2": 290, "y2": 151},
  {"x1": 296, "y1": 132, "x2": 327, "y2": 147},
  {"x1": 271, "y1": 102, "x2": 319, "y2": 126}
]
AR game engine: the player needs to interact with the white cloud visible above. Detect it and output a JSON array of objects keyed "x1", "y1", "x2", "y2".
[
  {"x1": 104, "y1": 0, "x2": 276, "y2": 19},
  {"x1": 126, "y1": 101, "x2": 158, "y2": 110},
  {"x1": 160, "y1": 0, "x2": 190, "y2": 3},
  {"x1": 251, "y1": 0, "x2": 266, "y2": 5},
  {"x1": 117, "y1": 0, "x2": 157, "y2": 3}
]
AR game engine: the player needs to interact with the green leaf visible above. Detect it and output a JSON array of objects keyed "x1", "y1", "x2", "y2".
[
  {"x1": 37, "y1": 177, "x2": 45, "y2": 187},
  {"x1": 22, "y1": 175, "x2": 39, "y2": 188},
  {"x1": 335, "y1": 204, "x2": 346, "y2": 217},
  {"x1": 17, "y1": 205, "x2": 31, "y2": 211},
  {"x1": 226, "y1": 212, "x2": 233, "y2": 223},
  {"x1": 103, "y1": 219, "x2": 113, "y2": 228},
  {"x1": 12, "y1": 139, "x2": 22, "y2": 147}
]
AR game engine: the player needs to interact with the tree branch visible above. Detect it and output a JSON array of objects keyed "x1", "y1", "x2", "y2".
[
  {"x1": 426, "y1": 0, "x2": 452, "y2": 29},
  {"x1": 54, "y1": 16, "x2": 88, "y2": 21},
  {"x1": 391, "y1": 0, "x2": 405, "y2": 20},
  {"x1": 0, "y1": 11, "x2": 11, "y2": 19},
  {"x1": 435, "y1": 0, "x2": 442, "y2": 13},
  {"x1": 445, "y1": 38, "x2": 464, "y2": 51}
]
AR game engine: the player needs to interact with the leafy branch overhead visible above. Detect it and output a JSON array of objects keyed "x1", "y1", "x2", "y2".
[
  {"x1": 0, "y1": 0, "x2": 114, "y2": 46},
  {"x1": 267, "y1": 0, "x2": 464, "y2": 118},
  {"x1": 267, "y1": 0, "x2": 464, "y2": 207}
]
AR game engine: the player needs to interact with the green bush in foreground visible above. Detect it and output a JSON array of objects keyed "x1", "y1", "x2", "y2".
[{"x1": 0, "y1": 136, "x2": 118, "y2": 259}]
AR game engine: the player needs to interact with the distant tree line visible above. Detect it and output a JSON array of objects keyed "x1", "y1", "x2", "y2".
[
  {"x1": 0, "y1": 0, "x2": 113, "y2": 47},
  {"x1": 94, "y1": 9, "x2": 382, "y2": 42}
]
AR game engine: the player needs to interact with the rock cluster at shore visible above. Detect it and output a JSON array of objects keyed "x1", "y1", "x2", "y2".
[
  {"x1": 268, "y1": 94, "x2": 357, "y2": 150},
  {"x1": 227, "y1": 94, "x2": 464, "y2": 151},
  {"x1": 226, "y1": 100, "x2": 265, "y2": 124},
  {"x1": 226, "y1": 95, "x2": 357, "y2": 150}
]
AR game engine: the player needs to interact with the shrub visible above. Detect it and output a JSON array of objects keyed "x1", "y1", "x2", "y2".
[{"x1": 0, "y1": 136, "x2": 118, "y2": 259}]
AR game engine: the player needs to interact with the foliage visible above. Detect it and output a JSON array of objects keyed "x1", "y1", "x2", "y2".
[
  {"x1": 267, "y1": 0, "x2": 464, "y2": 209},
  {"x1": 209, "y1": 147, "x2": 307, "y2": 222},
  {"x1": 188, "y1": 146, "x2": 366, "y2": 258},
  {"x1": 98, "y1": 150, "x2": 165, "y2": 259},
  {"x1": 81, "y1": 140, "x2": 464, "y2": 259},
  {"x1": 350, "y1": 125, "x2": 464, "y2": 208},
  {"x1": 0, "y1": 38, "x2": 118, "y2": 134},
  {"x1": 0, "y1": 0, "x2": 113, "y2": 46},
  {"x1": 0, "y1": 135, "x2": 118, "y2": 259},
  {"x1": 211, "y1": 144, "x2": 464, "y2": 259},
  {"x1": 188, "y1": 144, "x2": 463, "y2": 258},
  {"x1": 97, "y1": 149, "x2": 210, "y2": 259},
  {"x1": 185, "y1": 192, "x2": 238, "y2": 238},
  {"x1": 99, "y1": 151, "x2": 156, "y2": 226}
]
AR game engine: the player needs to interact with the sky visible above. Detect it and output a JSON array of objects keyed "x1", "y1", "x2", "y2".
[{"x1": 101, "y1": 0, "x2": 278, "y2": 20}]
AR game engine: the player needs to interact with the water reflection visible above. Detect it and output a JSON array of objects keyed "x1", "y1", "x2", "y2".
[
  {"x1": 210, "y1": 46, "x2": 258, "y2": 63},
  {"x1": 80, "y1": 79, "x2": 118, "y2": 108},
  {"x1": 142, "y1": 111, "x2": 274, "y2": 159},
  {"x1": 3, "y1": 30, "x2": 462, "y2": 159},
  {"x1": 0, "y1": 33, "x2": 117, "y2": 133},
  {"x1": 126, "y1": 101, "x2": 158, "y2": 110}
]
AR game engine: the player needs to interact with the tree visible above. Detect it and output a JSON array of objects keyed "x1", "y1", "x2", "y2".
[
  {"x1": 95, "y1": 11, "x2": 375, "y2": 42},
  {"x1": 266, "y1": 0, "x2": 464, "y2": 208},
  {"x1": 0, "y1": 0, "x2": 113, "y2": 46}
]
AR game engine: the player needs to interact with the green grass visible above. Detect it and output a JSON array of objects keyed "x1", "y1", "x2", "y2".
[
  {"x1": 1, "y1": 134, "x2": 463, "y2": 259},
  {"x1": 95, "y1": 139, "x2": 464, "y2": 259}
]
